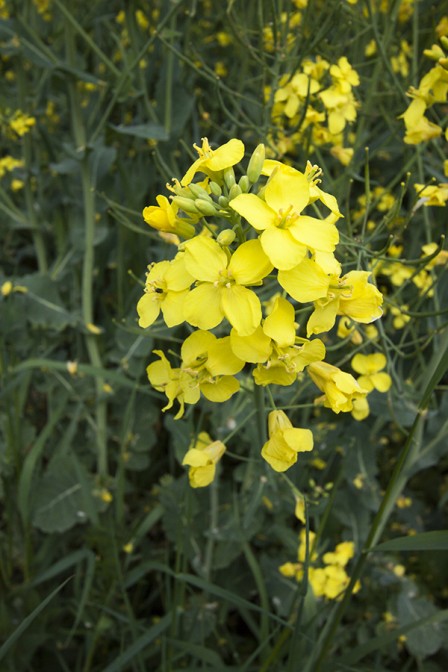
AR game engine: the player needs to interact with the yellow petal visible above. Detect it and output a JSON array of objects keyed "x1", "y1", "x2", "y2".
[
  {"x1": 261, "y1": 227, "x2": 307, "y2": 270},
  {"x1": 184, "y1": 284, "x2": 224, "y2": 330},
  {"x1": 229, "y1": 238, "x2": 273, "y2": 284},
  {"x1": 263, "y1": 296, "x2": 296, "y2": 347},
  {"x1": 181, "y1": 330, "x2": 216, "y2": 367},
  {"x1": 278, "y1": 259, "x2": 330, "y2": 303},
  {"x1": 137, "y1": 293, "x2": 161, "y2": 328},
  {"x1": 230, "y1": 326, "x2": 272, "y2": 363},
  {"x1": 282, "y1": 428, "x2": 314, "y2": 453},
  {"x1": 306, "y1": 299, "x2": 339, "y2": 336},
  {"x1": 206, "y1": 336, "x2": 245, "y2": 375},
  {"x1": 160, "y1": 290, "x2": 188, "y2": 327},
  {"x1": 351, "y1": 352, "x2": 386, "y2": 375},
  {"x1": 184, "y1": 236, "x2": 227, "y2": 281},
  {"x1": 206, "y1": 138, "x2": 245, "y2": 171},
  {"x1": 221, "y1": 284, "x2": 261, "y2": 336},
  {"x1": 201, "y1": 375, "x2": 240, "y2": 402},
  {"x1": 289, "y1": 215, "x2": 339, "y2": 252},
  {"x1": 230, "y1": 193, "x2": 278, "y2": 231},
  {"x1": 265, "y1": 166, "x2": 310, "y2": 214}
]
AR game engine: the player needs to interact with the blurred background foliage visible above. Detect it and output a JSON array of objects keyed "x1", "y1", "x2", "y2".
[{"x1": 1, "y1": 0, "x2": 448, "y2": 670}]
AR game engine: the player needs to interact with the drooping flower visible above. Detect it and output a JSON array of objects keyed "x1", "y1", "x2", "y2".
[
  {"x1": 308, "y1": 361, "x2": 367, "y2": 413},
  {"x1": 261, "y1": 410, "x2": 313, "y2": 472},
  {"x1": 306, "y1": 270, "x2": 383, "y2": 336},
  {"x1": 182, "y1": 432, "x2": 226, "y2": 487}
]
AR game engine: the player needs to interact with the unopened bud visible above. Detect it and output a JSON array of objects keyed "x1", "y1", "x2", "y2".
[
  {"x1": 188, "y1": 183, "x2": 213, "y2": 201},
  {"x1": 218, "y1": 195, "x2": 229, "y2": 208},
  {"x1": 439, "y1": 57, "x2": 448, "y2": 70},
  {"x1": 228, "y1": 184, "x2": 242, "y2": 200},
  {"x1": 441, "y1": 36, "x2": 448, "y2": 52},
  {"x1": 217, "y1": 229, "x2": 236, "y2": 246},
  {"x1": 171, "y1": 196, "x2": 200, "y2": 214},
  {"x1": 247, "y1": 143, "x2": 265, "y2": 184},
  {"x1": 423, "y1": 44, "x2": 445, "y2": 60},
  {"x1": 223, "y1": 167, "x2": 236, "y2": 190},
  {"x1": 209, "y1": 181, "x2": 222, "y2": 197},
  {"x1": 195, "y1": 199, "x2": 217, "y2": 216},
  {"x1": 238, "y1": 175, "x2": 250, "y2": 193}
]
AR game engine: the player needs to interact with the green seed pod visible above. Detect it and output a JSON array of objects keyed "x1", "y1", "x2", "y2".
[
  {"x1": 223, "y1": 167, "x2": 236, "y2": 190},
  {"x1": 217, "y1": 229, "x2": 236, "y2": 246},
  {"x1": 171, "y1": 196, "x2": 200, "y2": 214},
  {"x1": 209, "y1": 181, "x2": 222, "y2": 197},
  {"x1": 247, "y1": 143, "x2": 265, "y2": 184},
  {"x1": 228, "y1": 184, "x2": 242, "y2": 200},
  {"x1": 218, "y1": 195, "x2": 229, "y2": 208},
  {"x1": 195, "y1": 199, "x2": 218, "y2": 216},
  {"x1": 238, "y1": 175, "x2": 250, "y2": 193}
]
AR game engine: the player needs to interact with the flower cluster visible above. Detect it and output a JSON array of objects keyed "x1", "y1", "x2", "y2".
[
  {"x1": 279, "y1": 529, "x2": 360, "y2": 600},
  {"x1": 266, "y1": 56, "x2": 360, "y2": 165},
  {"x1": 400, "y1": 35, "x2": 448, "y2": 145},
  {"x1": 138, "y1": 137, "x2": 385, "y2": 484}
]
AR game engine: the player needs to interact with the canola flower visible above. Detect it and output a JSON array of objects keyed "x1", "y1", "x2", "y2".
[
  {"x1": 137, "y1": 136, "x2": 386, "y2": 486},
  {"x1": 279, "y1": 529, "x2": 360, "y2": 600}
]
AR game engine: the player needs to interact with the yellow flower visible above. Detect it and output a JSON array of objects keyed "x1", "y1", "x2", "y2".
[
  {"x1": 147, "y1": 331, "x2": 244, "y2": 418},
  {"x1": 414, "y1": 183, "x2": 448, "y2": 206},
  {"x1": 308, "y1": 361, "x2": 367, "y2": 413},
  {"x1": 181, "y1": 137, "x2": 245, "y2": 186},
  {"x1": 182, "y1": 432, "x2": 226, "y2": 487},
  {"x1": 183, "y1": 236, "x2": 273, "y2": 336},
  {"x1": 9, "y1": 111, "x2": 36, "y2": 137},
  {"x1": 261, "y1": 410, "x2": 313, "y2": 472},
  {"x1": 137, "y1": 256, "x2": 193, "y2": 329},
  {"x1": 142, "y1": 194, "x2": 196, "y2": 238},
  {"x1": 306, "y1": 271, "x2": 383, "y2": 336},
  {"x1": 351, "y1": 353, "x2": 392, "y2": 392},
  {"x1": 230, "y1": 164, "x2": 339, "y2": 270},
  {"x1": 322, "y1": 541, "x2": 355, "y2": 567}
]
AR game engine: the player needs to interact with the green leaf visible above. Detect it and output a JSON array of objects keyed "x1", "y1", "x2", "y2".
[
  {"x1": 397, "y1": 594, "x2": 445, "y2": 659},
  {"x1": 31, "y1": 455, "x2": 97, "y2": 533},
  {"x1": 370, "y1": 531, "x2": 448, "y2": 553},
  {"x1": 110, "y1": 123, "x2": 169, "y2": 141},
  {"x1": 0, "y1": 578, "x2": 71, "y2": 662},
  {"x1": 102, "y1": 613, "x2": 172, "y2": 672}
]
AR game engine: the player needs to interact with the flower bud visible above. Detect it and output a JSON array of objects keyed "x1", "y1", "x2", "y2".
[
  {"x1": 238, "y1": 175, "x2": 250, "y2": 193},
  {"x1": 223, "y1": 167, "x2": 236, "y2": 190},
  {"x1": 188, "y1": 183, "x2": 213, "y2": 201},
  {"x1": 195, "y1": 199, "x2": 218, "y2": 216},
  {"x1": 209, "y1": 181, "x2": 222, "y2": 197},
  {"x1": 218, "y1": 195, "x2": 229, "y2": 208},
  {"x1": 423, "y1": 44, "x2": 445, "y2": 60},
  {"x1": 228, "y1": 184, "x2": 242, "y2": 200},
  {"x1": 217, "y1": 229, "x2": 236, "y2": 246},
  {"x1": 171, "y1": 196, "x2": 200, "y2": 214},
  {"x1": 247, "y1": 143, "x2": 265, "y2": 184}
]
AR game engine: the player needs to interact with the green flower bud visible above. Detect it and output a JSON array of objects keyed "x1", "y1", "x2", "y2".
[
  {"x1": 171, "y1": 196, "x2": 200, "y2": 214},
  {"x1": 209, "y1": 181, "x2": 222, "y2": 197},
  {"x1": 217, "y1": 229, "x2": 236, "y2": 246},
  {"x1": 218, "y1": 195, "x2": 229, "y2": 208},
  {"x1": 247, "y1": 143, "x2": 265, "y2": 184},
  {"x1": 223, "y1": 167, "x2": 236, "y2": 190},
  {"x1": 228, "y1": 184, "x2": 242, "y2": 200},
  {"x1": 188, "y1": 183, "x2": 213, "y2": 201},
  {"x1": 238, "y1": 175, "x2": 250, "y2": 193},
  {"x1": 195, "y1": 199, "x2": 218, "y2": 216}
]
